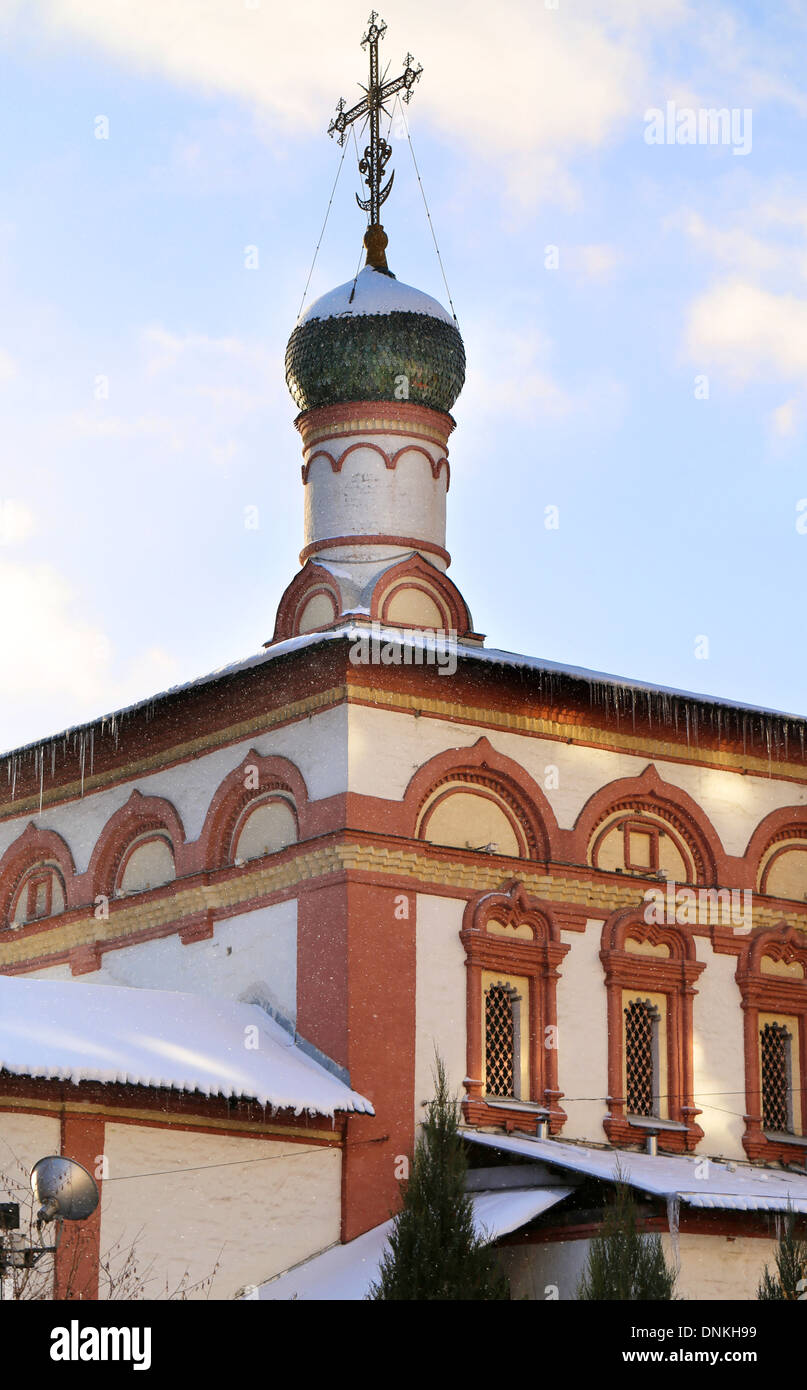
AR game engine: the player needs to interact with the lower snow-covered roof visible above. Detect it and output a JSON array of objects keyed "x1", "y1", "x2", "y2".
[
  {"x1": 252, "y1": 1184, "x2": 573, "y2": 1300},
  {"x1": 462, "y1": 1130, "x2": 807, "y2": 1214},
  {"x1": 0, "y1": 976, "x2": 373, "y2": 1118}
]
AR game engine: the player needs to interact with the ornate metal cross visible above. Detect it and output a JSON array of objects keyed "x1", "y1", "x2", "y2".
[{"x1": 328, "y1": 12, "x2": 422, "y2": 271}]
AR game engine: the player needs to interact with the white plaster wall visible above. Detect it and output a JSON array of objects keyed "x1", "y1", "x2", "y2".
[
  {"x1": 415, "y1": 893, "x2": 466, "y2": 1131},
  {"x1": 346, "y1": 705, "x2": 806, "y2": 853},
  {"x1": 0, "y1": 1111, "x2": 61, "y2": 1297},
  {"x1": 556, "y1": 922, "x2": 610, "y2": 1141},
  {"x1": 100, "y1": 1124, "x2": 341, "y2": 1300},
  {"x1": 0, "y1": 705, "x2": 348, "y2": 872},
  {"x1": 669, "y1": 1232, "x2": 775, "y2": 1300},
  {"x1": 304, "y1": 438, "x2": 446, "y2": 549},
  {"x1": 498, "y1": 1232, "x2": 776, "y2": 1300},
  {"x1": 693, "y1": 937, "x2": 746, "y2": 1159},
  {"x1": 29, "y1": 901, "x2": 298, "y2": 1022},
  {"x1": 0, "y1": 1111, "x2": 61, "y2": 1201}
]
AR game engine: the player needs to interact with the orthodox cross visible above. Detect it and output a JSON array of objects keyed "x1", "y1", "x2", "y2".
[{"x1": 328, "y1": 12, "x2": 422, "y2": 271}]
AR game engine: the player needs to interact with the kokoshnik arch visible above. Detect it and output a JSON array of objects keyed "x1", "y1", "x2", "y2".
[{"x1": 2, "y1": 13, "x2": 807, "y2": 1302}]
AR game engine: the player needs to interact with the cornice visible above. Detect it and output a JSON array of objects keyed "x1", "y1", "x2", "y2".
[{"x1": 1, "y1": 837, "x2": 801, "y2": 972}]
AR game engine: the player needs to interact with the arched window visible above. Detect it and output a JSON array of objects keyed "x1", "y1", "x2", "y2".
[
  {"x1": 232, "y1": 796, "x2": 297, "y2": 863},
  {"x1": 484, "y1": 979, "x2": 525, "y2": 1100},
  {"x1": 601, "y1": 913, "x2": 705, "y2": 1152},
  {"x1": 759, "y1": 836, "x2": 807, "y2": 903},
  {"x1": 737, "y1": 923, "x2": 807, "y2": 1163},
  {"x1": 461, "y1": 883, "x2": 569, "y2": 1134},
  {"x1": 591, "y1": 811, "x2": 696, "y2": 882},
  {"x1": 10, "y1": 864, "x2": 66, "y2": 926},
  {"x1": 760, "y1": 1021, "x2": 795, "y2": 1134},
  {"x1": 418, "y1": 778, "x2": 535, "y2": 859},
  {"x1": 118, "y1": 834, "x2": 175, "y2": 895},
  {"x1": 624, "y1": 996, "x2": 662, "y2": 1118}
]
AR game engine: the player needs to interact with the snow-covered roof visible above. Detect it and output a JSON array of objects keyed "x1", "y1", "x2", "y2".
[
  {"x1": 3, "y1": 622, "x2": 804, "y2": 767},
  {"x1": 298, "y1": 265, "x2": 455, "y2": 327},
  {"x1": 0, "y1": 976, "x2": 373, "y2": 1118},
  {"x1": 461, "y1": 1130, "x2": 807, "y2": 1214},
  {"x1": 252, "y1": 1184, "x2": 573, "y2": 1300}
]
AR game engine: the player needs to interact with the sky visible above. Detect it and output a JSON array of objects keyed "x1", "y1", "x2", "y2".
[{"x1": 0, "y1": 0, "x2": 806, "y2": 752}]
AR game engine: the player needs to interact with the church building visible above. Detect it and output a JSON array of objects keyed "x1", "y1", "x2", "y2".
[{"x1": 2, "y1": 15, "x2": 807, "y2": 1302}]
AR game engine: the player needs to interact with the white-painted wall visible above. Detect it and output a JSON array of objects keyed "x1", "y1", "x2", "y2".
[
  {"x1": 304, "y1": 436, "x2": 447, "y2": 554},
  {"x1": 693, "y1": 937, "x2": 746, "y2": 1159},
  {"x1": 556, "y1": 922, "x2": 610, "y2": 1140},
  {"x1": 100, "y1": 1124, "x2": 341, "y2": 1300},
  {"x1": 29, "y1": 900, "x2": 298, "y2": 1022},
  {"x1": 0, "y1": 705, "x2": 349, "y2": 870},
  {"x1": 498, "y1": 1231, "x2": 776, "y2": 1301},
  {"x1": 346, "y1": 704, "x2": 806, "y2": 852},
  {"x1": 0, "y1": 1111, "x2": 61, "y2": 1298},
  {"x1": 414, "y1": 894, "x2": 467, "y2": 1130}
]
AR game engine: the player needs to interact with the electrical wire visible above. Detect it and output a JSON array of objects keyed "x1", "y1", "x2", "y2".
[
  {"x1": 296, "y1": 140, "x2": 349, "y2": 321},
  {"x1": 395, "y1": 94, "x2": 459, "y2": 326}
]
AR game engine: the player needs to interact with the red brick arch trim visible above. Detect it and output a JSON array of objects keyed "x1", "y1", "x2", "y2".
[
  {"x1": 370, "y1": 554, "x2": 473, "y2": 636},
  {"x1": 600, "y1": 906, "x2": 705, "y2": 1153},
  {"x1": 402, "y1": 738, "x2": 558, "y2": 863},
  {"x1": 301, "y1": 441, "x2": 450, "y2": 488},
  {"x1": 0, "y1": 824, "x2": 77, "y2": 924},
  {"x1": 737, "y1": 921, "x2": 807, "y2": 1164},
  {"x1": 460, "y1": 881, "x2": 569, "y2": 1134},
  {"x1": 271, "y1": 561, "x2": 343, "y2": 644},
  {"x1": 88, "y1": 792, "x2": 187, "y2": 899},
  {"x1": 744, "y1": 807, "x2": 807, "y2": 893},
  {"x1": 573, "y1": 765, "x2": 723, "y2": 886},
  {"x1": 199, "y1": 752, "x2": 308, "y2": 870}
]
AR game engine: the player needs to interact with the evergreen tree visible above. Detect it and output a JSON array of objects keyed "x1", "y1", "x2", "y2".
[
  {"x1": 369, "y1": 1056, "x2": 510, "y2": 1300},
  {"x1": 577, "y1": 1173, "x2": 677, "y2": 1300},
  {"x1": 757, "y1": 1207, "x2": 807, "y2": 1300}
]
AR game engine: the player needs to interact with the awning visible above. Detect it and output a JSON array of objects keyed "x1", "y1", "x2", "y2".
[
  {"x1": 0, "y1": 975, "x2": 373, "y2": 1118},
  {"x1": 254, "y1": 1185, "x2": 573, "y2": 1300},
  {"x1": 461, "y1": 1129, "x2": 807, "y2": 1215}
]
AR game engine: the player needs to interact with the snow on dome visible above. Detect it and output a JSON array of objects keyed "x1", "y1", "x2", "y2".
[
  {"x1": 0, "y1": 975, "x2": 373, "y2": 1118},
  {"x1": 298, "y1": 265, "x2": 455, "y2": 327}
]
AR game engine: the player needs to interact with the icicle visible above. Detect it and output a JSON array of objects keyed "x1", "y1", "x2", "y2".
[
  {"x1": 38, "y1": 750, "x2": 44, "y2": 817},
  {"x1": 666, "y1": 1193, "x2": 681, "y2": 1270}
]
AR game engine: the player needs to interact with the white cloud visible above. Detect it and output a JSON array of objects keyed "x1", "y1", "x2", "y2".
[
  {"x1": 66, "y1": 410, "x2": 186, "y2": 447},
  {"x1": 687, "y1": 282, "x2": 807, "y2": 384},
  {"x1": 0, "y1": 348, "x2": 17, "y2": 382},
  {"x1": 564, "y1": 244, "x2": 621, "y2": 282},
  {"x1": 0, "y1": 557, "x2": 181, "y2": 748},
  {"x1": 12, "y1": 0, "x2": 690, "y2": 204},
  {"x1": 772, "y1": 398, "x2": 798, "y2": 437},
  {"x1": 673, "y1": 210, "x2": 788, "y2": 277},
  {"x1": 0, "y1": 500, "x2": 35, "y2": 546}
]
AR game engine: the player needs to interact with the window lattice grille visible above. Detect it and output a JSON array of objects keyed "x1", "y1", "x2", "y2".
[
  {"x1": 485, "y1": 983, "x2": 516, "y2": 1098},
  {"x1": 761, "y1": 1021, "x2": 792, "y2": 1133},
  {"x1": 625, "y1": 998, "x2": 657, "y2": 1116}
]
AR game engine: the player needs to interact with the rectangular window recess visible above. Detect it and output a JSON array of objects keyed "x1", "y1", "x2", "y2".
[
  {"x1": 625, "y1": 1115, "x2": 688, "y2": 1132},
  {"x1": 484, "y1": 1099, "x2": 547, "y2": 1114}
]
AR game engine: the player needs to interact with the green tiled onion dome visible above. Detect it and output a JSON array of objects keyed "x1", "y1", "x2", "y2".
[{"x1": 286, "y1": 266, "x2": 465, "y2": 415}]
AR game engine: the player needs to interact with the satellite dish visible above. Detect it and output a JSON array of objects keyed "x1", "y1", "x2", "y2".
[{"x1": 30, "y1": 1156, "x2": 99, "y2": 1224}]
